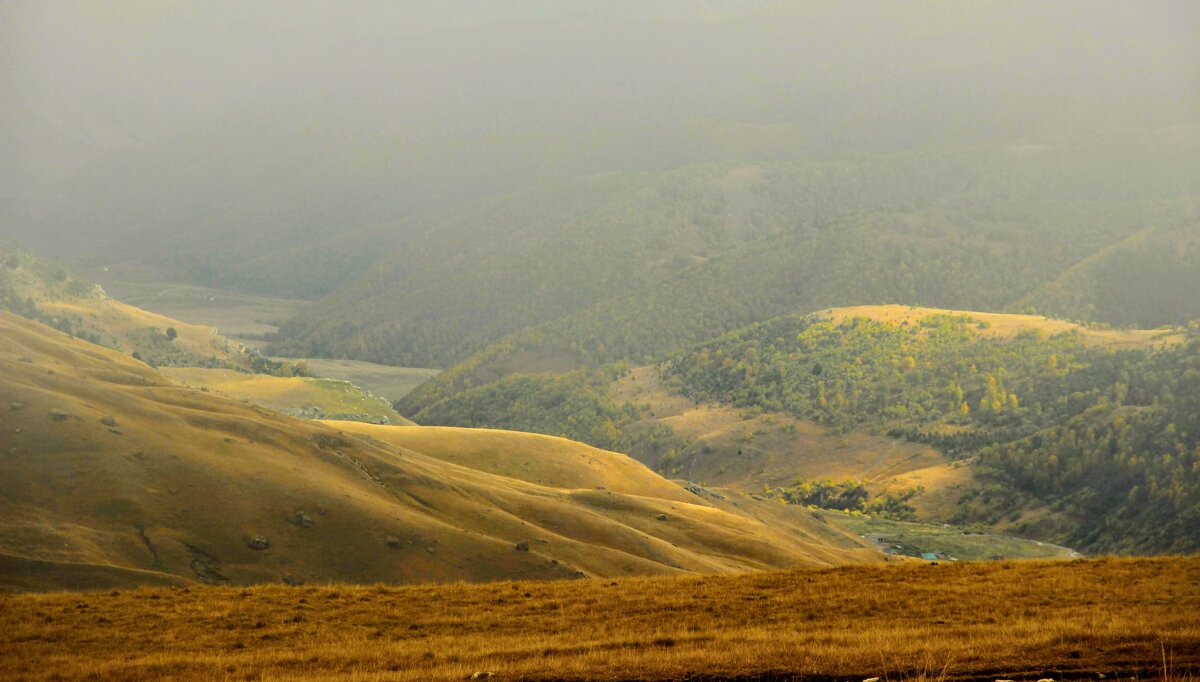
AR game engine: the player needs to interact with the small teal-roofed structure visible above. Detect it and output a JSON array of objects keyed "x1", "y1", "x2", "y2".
[{"x1": 921, "y1": 552, "x2": 938, "y2": 561}]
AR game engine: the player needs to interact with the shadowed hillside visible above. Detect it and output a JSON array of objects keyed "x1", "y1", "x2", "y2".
[{"x1": 287, "y1": 145, "x2": 1199, "y2": 370}]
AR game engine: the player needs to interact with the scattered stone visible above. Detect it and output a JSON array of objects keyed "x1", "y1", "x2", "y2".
[
  {"x1": 10, "y1": 402, "x2": 25, "y2": 411},
  {"x1": 470, "y1": 673, "x2": 495, "y2": 680},
  {"x1": 49, "y1": 409, "x2": 71, "y2": 422},
  {"x1": 385, "y1": 536, "x2": 402, "y2": 548},
  {"x1": 864, "y1": 678, "x2": 881, "y2": 682},
  {"x1": 100, "y1": 416, "x2": 117, "y2": 427},
  {"x1": 247, "y1": 536, "x2": 270, "y2": 551},
  {"x1": 426, "y1": 546, "x2": 437, "y2": 554},
  {"x1": 108, "y1": 428, "x2": 122, "y2": 435},
  {"x1": 656, "y1": 513, "x2": 669, "y2": 521},
  {"x1": 514, "y1": 540, "x2": 530, "y2": 552},
  {"x1": 287, "y1": 511, "x2": 314, "y2": 528}
]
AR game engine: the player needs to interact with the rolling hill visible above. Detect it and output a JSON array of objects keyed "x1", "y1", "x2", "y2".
[
  {"x1": 1019, "y1": 221, "x2": 1200, "y2": 327},
  {"x1": 0, "y1": 311, "x2": 882, "y2": 591},
  {"x1": 159, "y1": 367, "x2": 410, "y2": 425},
  {"x1": 398, "y1": 305, "x2": 1200, "y2": 555},
  {"x1": 283, "y1": 144, "x2": 1198, "y2": 371},
  {"x1": 1, "y1": 242, "x2": 253, "y2": 370}
]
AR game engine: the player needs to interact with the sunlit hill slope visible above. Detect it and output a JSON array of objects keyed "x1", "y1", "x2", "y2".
[{"x1": 0, "y1": 312, "x2": 880, "y2": 590}]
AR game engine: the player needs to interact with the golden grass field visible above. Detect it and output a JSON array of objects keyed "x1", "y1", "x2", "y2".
[
  {"x1": 161, "y1": 367, "x2": 410, "y2": 424},
  {"x1": 0, "y1": 250, "x2": 250, "y2": 367},
  {"x1": 610, "y1": 366, "x2": 943, "y2": 488},
  {"x1": 815, "y1": 305, "x2": 1185, "y2": 350},
  {"x1": 283, "y1": 358, "x2": 440, "y2": 403},
  {"x1": 91, "y1": 277, "x2": 313, "y2": 346},
  {"x1": 0, "y1": 311, "x2": 881, "y2": 593},
  {"x1": 604, "y1": 367, "x2": 1070, "y2": 559},
  {"x1": 35, "y1": 295, "x2": 247, "y2": 365},
  {"x1": 1, "y1": 558, "x2": 1197, "y2": 681}
]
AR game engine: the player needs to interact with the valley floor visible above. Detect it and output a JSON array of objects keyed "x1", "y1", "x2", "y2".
[{"x1": 2, "y1": 557, "x2": 1197, "y2": 681}]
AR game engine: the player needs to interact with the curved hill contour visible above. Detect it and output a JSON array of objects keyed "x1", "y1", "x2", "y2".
[{"x1": 0, "y1": 311, "x2": 880, "y2": 590}]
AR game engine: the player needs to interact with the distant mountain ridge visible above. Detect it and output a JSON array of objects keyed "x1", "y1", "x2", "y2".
[{"x1": 276, "y1": 145, "x2": 1200, "y2": 370}]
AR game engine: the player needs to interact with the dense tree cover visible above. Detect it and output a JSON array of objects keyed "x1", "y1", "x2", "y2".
[
  {"x1": 660, "y1": 314, "x2": 1101, "y2": 436},
  {"x1": 409, "y1": 365, "x2": 675, "y2": 456},
  {"x1": 973, "y1": 330, "x2": 1200, "y2": 554},
  {"x1": 1020, "y1": 222, "x2": 1200, "y2": 328},
  {"x1": 660, "y1": 311, "x2": 1200, "y2": 554},
  {"x1": 271, "y1": 168, "x2": 750, "y2": 366},
  {"x1": 281, "y1": 145, "x2": 1200, "y2": 371},
  {"x1": 766, "y1": 479, "x2": 923, "y2": 520}
]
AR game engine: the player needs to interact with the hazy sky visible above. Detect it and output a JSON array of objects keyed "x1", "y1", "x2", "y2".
[{"x1": 2, "y1": 1, "x2": 1197, "y2": 261}]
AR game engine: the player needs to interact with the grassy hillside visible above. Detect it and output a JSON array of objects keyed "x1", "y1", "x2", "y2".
[
  {"x1": 397, "y1": 305, "x2": 1200, "y2": 555},
  {"x1": 1, "y1": 243, "x2": 255, "y2": 370},
  {"x1": 2, "y1": 244, "x2": 412, "y2": 425},
  {"x1": 828, "y1": 513, "x2": 1077, "y2": 562},
  {"x1": 160, "y1": 368, "x2": 409, "y2": 425},
  {"x1": 0, "y1": 311, "x2": 880, "y2": 590},
  {"x1": 817, "y1": 305, "x2": 1184, "y2": 349},
  {"x1": 287, "y1": 358, "x2": 439, "y2": 403},
  {"x1": 2, "y1": 558, "x2": 1197, "y2": 681},
  {"x1": 326, "y1": 424, "x2": 690, "y2": 501},
  {"x1": 88, "y1": 277, "x2": 313, "y2": 348}
]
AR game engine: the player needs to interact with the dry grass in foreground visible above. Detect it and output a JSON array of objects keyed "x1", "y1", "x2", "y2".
[{"x1": 2, "y1": 558, "x2": 1198, "y2": 681}]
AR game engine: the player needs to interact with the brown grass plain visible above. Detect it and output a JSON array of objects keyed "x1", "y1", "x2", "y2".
[{"x1": 2, "y1": 558, "x2": 1197, "y2": 681}]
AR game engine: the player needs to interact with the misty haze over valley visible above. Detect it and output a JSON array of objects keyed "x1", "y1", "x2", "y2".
[{"x1": 2, "y1": 3, "x2": 1199, "y2": 680}]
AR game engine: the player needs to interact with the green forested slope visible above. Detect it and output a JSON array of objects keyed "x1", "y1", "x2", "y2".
[
  {"x1": 974, "y1": 335, "x2": 1200, "y2": 553},
  {"x1": 404, "y1": 305, "x2": 1200, "y2": 554},
  {"x1": 1020, "y1": 221, "x2": 1200, "y2": 327},
  {"x1": 394, "y1": 145, "x2": 1197, "y2": 413},
  {"x1": 270, "y1": 168, "x2": 742, "y2": 366},
  {"x1": 661, "y1": 312, "x2": 1200, "y2": 554}
]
